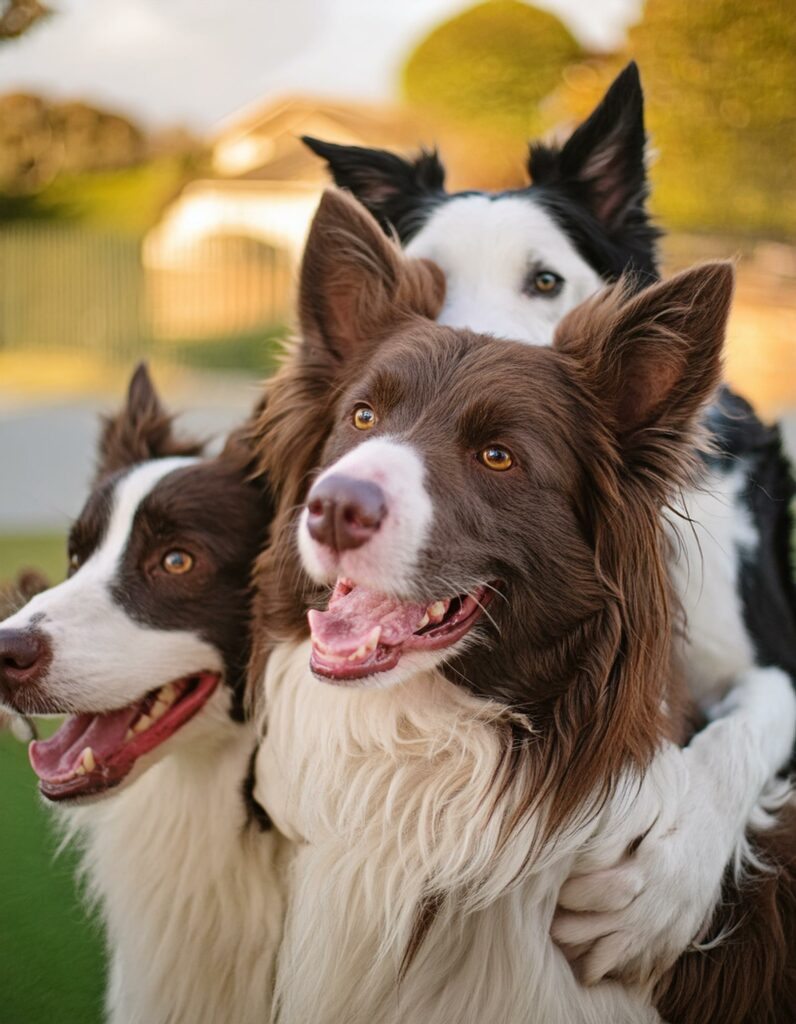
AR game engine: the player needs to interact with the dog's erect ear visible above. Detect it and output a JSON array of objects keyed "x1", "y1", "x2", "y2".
[
  {"x1": 302, "y1": 136, "x2": 446, "y2": 242},
  {"x1": 96, "y1": 363, "x2": 204, "y2": 480},
  {"x1": 556, "y1": 261, "x2": 734, "y2": 472},
  {"x1": 299, "y1": 189, "x2": 446, "y2": 367},
  {"x1": 529, "y1": 62, "x2": 648, "y2": 233}
]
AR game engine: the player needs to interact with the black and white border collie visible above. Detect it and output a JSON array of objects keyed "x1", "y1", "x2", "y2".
[
  {"x1": 0, "y1": 366, "x2": 286, "y2": 1024},
  {"x1": 252, "y1": 189, "x2": 796, "y2": 1024},
  {"x1": 303, "y1": 64, "x2": 796, "y2": 983}
]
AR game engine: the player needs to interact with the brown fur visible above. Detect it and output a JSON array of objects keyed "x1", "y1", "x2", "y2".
[
  {"x1": 96, "y1": 362, "x2": 203, "y2": 480},
  {"x1": 248, "y1": 190, "x2": 794, "y2": 1004},
  {"x1": 250, "y1": 190, "x2": 723, "y2": 836},
  {"x1": 0, "y1": 569, "x2": 50, "y2": 617},
  {"x1": 657, "y1": 800, "x2": 796, "y2": 1024}
]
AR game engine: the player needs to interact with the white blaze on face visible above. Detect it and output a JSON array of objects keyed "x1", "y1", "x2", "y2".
[
  {"x1": 1, "y1": 457, "x2": 222, "y2": 713},
  {"x1": 406, "y1": 194, "x2": 603, "y2": 345},
  {"x1": 298, "y1": 437, "x2": 432, "y2": 594}
]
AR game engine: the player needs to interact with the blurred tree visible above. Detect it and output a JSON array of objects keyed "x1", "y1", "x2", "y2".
[
  {"x1": 627, "y1": 0, "x2": 796, "y2": 237},
  {"x1": 543, "y1": 1, "x2": 796, "y2": 237},
  {"x1": 0, "y1": 93, "x2": 146, "y2": 195},
  {"x1": 0, "y1": 0, "x2": 51, "y2": 40},
  {"x1": 403, "y1": 0, "x2": 582, "y2": 184}
]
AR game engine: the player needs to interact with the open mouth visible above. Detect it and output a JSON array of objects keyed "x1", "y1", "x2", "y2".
[
  {"x1": 308, "y1": 579, "x2": 493, "y2": 683},
  {"x1": 28, "y1": 672, "x2": 220, "y2": 801}
]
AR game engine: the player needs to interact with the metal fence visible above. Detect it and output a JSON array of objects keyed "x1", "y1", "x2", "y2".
[{"x1": 0, "y1": 224, "x2": 293, "y2": 370}]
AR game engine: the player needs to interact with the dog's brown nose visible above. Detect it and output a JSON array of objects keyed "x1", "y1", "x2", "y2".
[
  {"x1": 0, "y1": 629, "x2": 48, "y2": 692},
  {"x1": 307, "y1": 474, "x2": 386, "y2": 552}
]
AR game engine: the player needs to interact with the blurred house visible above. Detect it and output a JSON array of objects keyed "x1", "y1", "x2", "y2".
[{"x1": 144, "y1": 97, "x2": 428, "y2": 338}]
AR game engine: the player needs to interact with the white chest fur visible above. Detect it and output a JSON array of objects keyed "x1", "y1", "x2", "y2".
[
  {"x1": 60, "y1": 717, "x2": 287, "y2": 1024},
  {"x1": 257, "y1": 642, "x2": 662, "y2": 1024}
]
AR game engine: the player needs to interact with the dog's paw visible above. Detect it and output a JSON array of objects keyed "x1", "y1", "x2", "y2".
[
  {"x1": 551, "y1": 743, "x2": 738, "y2": 986},
  {"x1": 552, "y1": 823, "x2": 714, "y2": 986}
]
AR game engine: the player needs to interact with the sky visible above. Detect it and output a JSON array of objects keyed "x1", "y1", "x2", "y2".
[{"x1": 0, "y1": 0, "x2": 642, "y2": 133}]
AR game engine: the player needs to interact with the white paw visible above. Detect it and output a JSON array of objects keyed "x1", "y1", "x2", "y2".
[{"x1": 552, "y1": 820, "x2": 718, "y2": 986}]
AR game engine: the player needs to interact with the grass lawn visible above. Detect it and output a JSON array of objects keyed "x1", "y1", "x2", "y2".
[
  {"x1": 0, "y1": 534, "x2": 105, "y2": 1022},
  {"x1": 0, "y1": 533, "x2": 66, "y2": 583}
]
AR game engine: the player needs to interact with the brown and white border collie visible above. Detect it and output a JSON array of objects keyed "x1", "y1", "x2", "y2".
[
  {"x1": 0, "y1": 367, "x2": 287, "y2": 1024},
  {"x1": 252, "y1": 191, "x2": 795, "y2": 1024}
]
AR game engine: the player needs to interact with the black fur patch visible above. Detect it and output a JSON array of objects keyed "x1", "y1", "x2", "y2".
[{"x1": 242, "y1": 745, "x2": 272, "y2": 832}]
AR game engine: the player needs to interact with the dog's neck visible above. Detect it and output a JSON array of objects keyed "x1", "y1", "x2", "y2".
[{"x1": 57, "y1": 713, "x2": 287, "y2": 1024}]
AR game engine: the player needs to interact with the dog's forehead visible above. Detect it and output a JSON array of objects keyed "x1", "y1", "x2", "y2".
[
  {"x1": 363, "y1": 326, "x2": 565, "y2": 414},
  {"x1": 73, "y1": 457, "x2": 201, "y2": 552},
  {"x1": 405, "y1": 192, "x2": 595, "y2": 281}
]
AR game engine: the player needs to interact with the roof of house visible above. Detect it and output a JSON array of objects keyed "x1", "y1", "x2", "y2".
[{"x1": 212, "y1": 94, "x2": 434, "y2": 182}]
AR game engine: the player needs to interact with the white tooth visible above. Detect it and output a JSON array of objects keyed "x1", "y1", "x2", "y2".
[
  {"x1": 427, "y1": 601, "x2": 447, "y2": 622},
  {"x1": 416, "y1": 613, "x2": 429, "y2": 630},
  {"x1": 159, "y1": 682, "x2": 178, "y2": 706},
  {"x1": 74, "y1": 764, "x2": 86, "y2": 777},
  {"x1": 364, "y1": 626, "x2": 381, "y2": 652},
  {"x1": 133, "y1": 713, "x2": 152, "y2": 734},
  {"x1": 150, "y1": 698, "x2": 169, "y2": 721},
  {"x1": 349, "y1": 645, "x2": 366, "y2": 661},
  {"x1": 80, "y1": 747, "x2": 96, "y2": 772}
]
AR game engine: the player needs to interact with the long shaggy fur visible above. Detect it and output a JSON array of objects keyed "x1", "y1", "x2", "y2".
[{"x1": 61, "y1": 709, "x2": 289, "y2": 1024}]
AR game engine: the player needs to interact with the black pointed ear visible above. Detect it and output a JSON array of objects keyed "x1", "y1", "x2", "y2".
[
  {"x1": 299, "y1": 189, "x2": 446, "y2": 370},
  {"x1": 96, "y1": 363, "x2": 204, "y2": 480},
  {"x1": 555, "y1": 262, "x2": 734, "y2": 483},
  {"x1": 302, "y1": 136, "x2": 446, "y2": 242},
  {"x1": 529, "y1": 62, "x2": 648, "y2": 233}
]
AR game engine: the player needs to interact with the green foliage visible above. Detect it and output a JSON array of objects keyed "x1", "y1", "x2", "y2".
[
  {"x1": 403, "y1": 0, "x2": 581, "y2": 139},
  {"x1": 628, "y1": 0, "x2": 796, "y2": 237},
  {"x1": 32, "y1": 158, "x2": 190, "y2": 236}
]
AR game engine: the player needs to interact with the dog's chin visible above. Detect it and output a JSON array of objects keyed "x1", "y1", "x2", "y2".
[
  {"x1": 310, "y1": 648, "x2": 447, "y2": 691},
  {"x1": 28, "y1": 672, "x2": 222, "y2": 803},
  {"x1": 307, "y1": 580, "x2": 494, "y2": 689}
]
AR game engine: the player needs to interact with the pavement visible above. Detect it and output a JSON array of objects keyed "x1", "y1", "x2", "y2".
[{"x1": 0, "y1": 372, "x2": 261, "y2": 532}]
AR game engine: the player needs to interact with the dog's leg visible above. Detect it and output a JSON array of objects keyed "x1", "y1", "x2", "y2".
[
  {"x1": 552, "y1": 666, "x2": 796, "y2": 986},
  {"x1": 655, "y1": 795, "x2": 796, "y2": 1024}
]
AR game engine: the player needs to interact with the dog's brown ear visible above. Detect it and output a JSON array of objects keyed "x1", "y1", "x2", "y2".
[
  {"x1": 299, "y1": 188, "x2": 445, "y2": 368},
  {"x1": 96, "y1": 363, "x2": 204, "y2": 480},
  {"x1": 556, "y1": 261, "x2": 734, "y2": 474}
]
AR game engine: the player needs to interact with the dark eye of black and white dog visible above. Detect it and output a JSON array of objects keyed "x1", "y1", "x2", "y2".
[
  {"x1": 299, "y1": 329, "x2": 599, "y2": 696},
  {"x1": 0, "y1": 455, "x2": 267, "y2": 802}
]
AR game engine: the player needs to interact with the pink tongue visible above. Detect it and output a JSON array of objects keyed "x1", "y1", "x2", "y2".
[
  {"x1": 308, "y1": 584, "x2": 428, "y2": 656},
  {"x1": 29, "y1": 705, "x2": 140, "y2": 782}
]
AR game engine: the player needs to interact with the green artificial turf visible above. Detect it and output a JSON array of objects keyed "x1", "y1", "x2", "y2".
[{"x1": 1, "y1": 534, "x2": 105, "y2": 1022}]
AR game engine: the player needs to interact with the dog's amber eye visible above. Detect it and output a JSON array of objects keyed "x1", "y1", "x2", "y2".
[
  {"x1": 68, "y1": 553, "x2": 80, "y2": 574},
  {"x1": 162, "y1": 550, "x2": 194, "y2": 575},
  {"x1": 478, "y1": 446, "x2": 513, "y2": 472},
  {"x1": 353, "y1": 404, "x2": 377, "y2": 431},
  {"x1": 532, "y1": 270, "x2": 562, "y2": 295}
]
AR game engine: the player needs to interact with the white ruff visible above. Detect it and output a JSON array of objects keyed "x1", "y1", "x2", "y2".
[
  {"x1": 59, "y1": 704, "x2": 289, "y2": 1024},
  {"x1": 256, "y1": 641, "x2": 663, "y2": 1024}
]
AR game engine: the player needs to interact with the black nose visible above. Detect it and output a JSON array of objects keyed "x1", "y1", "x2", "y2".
[
  {"x1": 306, "y1": 474, "x2": 387, "y2": 552},
  {"x1": 0, "y1": 629, "x2": 49, "y2": 694}
]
